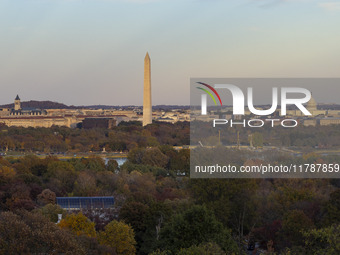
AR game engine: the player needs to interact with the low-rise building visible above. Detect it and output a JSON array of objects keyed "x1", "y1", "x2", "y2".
[{"x1": 82, "y1": 117, "x2": 116, "y2": 129}]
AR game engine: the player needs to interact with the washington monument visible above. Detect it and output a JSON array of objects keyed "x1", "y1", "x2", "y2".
[{"x1": 143, "y1": 52, "x2": 152, "y2": 126}]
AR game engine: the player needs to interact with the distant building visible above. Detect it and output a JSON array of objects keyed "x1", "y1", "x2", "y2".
[
  {"x1": 307, "y1": 96, "x2": 317, "y2": 112},
  {"x1": 14, "y1": 95, "x2": 21, "y2": 111},
  {"x1": 56, "y1": 197, "x2": 114, "y2": 210},
  {"x1": 0, "y1": 95, "x2": 128, "y2": 128},
  {"x1": 286, "y1": 96, "x2": 327, "y2": 117},
  {"x1": 0, "y1": 116, "x2": 78, "y2": 128},
  {"x1": 320, "y1": 118, "x2": 340, "y2": 126},
  {"x1": 82, "y1": 117, "x2": 116, "y2": 129},
  {"x1": 157, "y1": 117, "x2": 176, "y2": 124},
  {"x1": 10, "y1": 95, "x2": 47, "y2": 116}
]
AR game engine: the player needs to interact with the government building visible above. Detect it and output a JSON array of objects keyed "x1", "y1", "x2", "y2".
[{"x1": 0, "y1": 95, "x2": 133, "y2": 128}]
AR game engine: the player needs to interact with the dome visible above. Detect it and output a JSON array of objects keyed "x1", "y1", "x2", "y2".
[{"x1": 307, "y1": 97, "x2": 317, "y2": 111}]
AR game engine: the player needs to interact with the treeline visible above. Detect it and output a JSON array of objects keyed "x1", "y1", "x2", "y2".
[
  {"x1": 193, "y1": 120, "x2": 340, "y2": 148},
  {"x1": 0, "y1": 121, "x2": 189, "y2": 153},
  {"x1": 1, "y1": 147, "x2": 340, "y2": 254},
  {"x1": 0, "y1": 146, "x2": 191, "y2": 254},
  {"x1": 0, "y1": 100, "x2": 73, "y2": 109}
]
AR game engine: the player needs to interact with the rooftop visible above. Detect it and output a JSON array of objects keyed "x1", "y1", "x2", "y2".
[{"x1": 56, "y1": 196, "x2": 114, "y2": 210}]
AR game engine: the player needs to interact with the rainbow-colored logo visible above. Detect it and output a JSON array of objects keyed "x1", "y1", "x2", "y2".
[{"x1": 196, "y1": 82, "x2": 223, "y2": 106}]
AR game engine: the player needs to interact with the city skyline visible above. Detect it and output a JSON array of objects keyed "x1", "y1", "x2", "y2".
[{"x1": 0, "y1": 0, "x2": 339, "y2": 106}]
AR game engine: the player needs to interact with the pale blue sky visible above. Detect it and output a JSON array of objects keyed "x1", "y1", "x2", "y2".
[{"x1": 0, "y1": 0, "x2": 339, "y2": 106}]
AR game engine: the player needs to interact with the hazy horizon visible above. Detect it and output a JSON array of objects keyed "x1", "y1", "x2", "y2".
[{"x1": 0, "y1": 0, "x2": 339, "y2": 106}]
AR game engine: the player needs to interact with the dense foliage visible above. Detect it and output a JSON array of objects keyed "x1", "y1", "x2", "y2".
[
  {"x1": 0, "y1": 121, "x2": 189, "y2": 153},
  {"x1": 192, "y1": 120, "x2": 340, "y2": 149},
  {"x1": 0, "y1": 122, "x2": 339, "y2": 254}
]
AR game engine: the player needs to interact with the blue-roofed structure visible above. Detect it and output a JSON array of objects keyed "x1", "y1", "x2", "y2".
[{"x1": 56, "y1": 196, "x2": 114, "y2": 210}]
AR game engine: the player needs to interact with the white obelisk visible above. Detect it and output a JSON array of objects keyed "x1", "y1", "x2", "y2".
[{"x1": 143, "y1": 52, "x2": 152, "y2": 126}]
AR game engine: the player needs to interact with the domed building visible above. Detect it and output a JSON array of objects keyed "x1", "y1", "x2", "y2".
[
  {"x1": 286, "y1": 95, "x2": 326, "y2": 117},
  {"x1": 307, "y1": 96, "x2": 317, "y2": 112},
  {"x1": 306, "y1": 96, "x2": 327, "y2": 116}
]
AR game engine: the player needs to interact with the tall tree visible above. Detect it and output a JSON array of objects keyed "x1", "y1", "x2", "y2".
[
  {"x1": 159, "y1": 205, "x2": 237, "y2": 254},
  {"x1": 58, "y1": 212, "x2": 96, "y2": 238},
  {"x1": 98, "y1": 220, "x2": 136, "y2": 255},
  {"x1": 0, "y1": 210, "x2": 85, "y2": 254}
]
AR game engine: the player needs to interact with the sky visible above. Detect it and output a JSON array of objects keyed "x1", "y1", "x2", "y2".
[{"x1": 0, "y1": 0, "x2": 339, "y2": 106}]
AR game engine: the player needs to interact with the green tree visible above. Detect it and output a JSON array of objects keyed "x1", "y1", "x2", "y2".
[
  {"x1": 169, "y1": 149, "x2": 190, "y2": 174},
  {"x1": 45, "y1": 161, "x2": 77, "y2": 195},
  {"x1": 0, "y1": 165, "x2": 16, "y2": 185},
  {"x1": 98, "y1": 220, "x2": 136, "y2": 255},
  {"x1": 83, "y1": 156, "x2": 106, "y2": 172},
  {"x1": 324, "y1": 189, "x2": 340, "y2": 225},
  {"x1": 189, "y1": 178, "x2": 258, "y2": 238},
  {"x1": 159, "y1": 205, "x2": 237, "y2": 253},
  {"x1": 107, "y1": 159, "x2": 119, "y2": 172},
  {"x1": 119, "y1": 201, "x2": 149, "y2": 253},
  {"x1": 34, "y1": 203, "x2": 66, "y2": 223},
  {"x1": 177, "y1": 242, "x2": 226, "y2": 255},
  {"x1": 149, "y1": 250, "x2": 171, "y2": 255},
  {"x1": 128, "y1": 147, "x2": 144, "y2": 164},
  {"x1": 128, "y1": 147, "x2": 169, "y2": 168},
  {"x1": 281, "y1": 209, "x2": 314, "y2": 247},
  {"x1": 303, "y1": 224, "x2": 340, "y2": 254},
  {"x1": 141, "y1": 148, "x2": 169, "y2": 168},
  {"x1": 119, "y1": 201, "x2": 149, "y2": 233}
]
